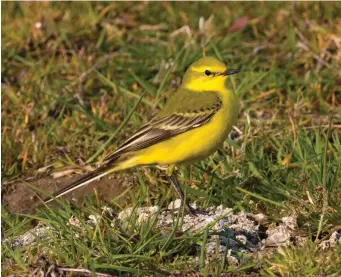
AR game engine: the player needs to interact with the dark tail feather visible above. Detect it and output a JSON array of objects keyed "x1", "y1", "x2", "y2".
[{"x1": 44, "y1": 164, "x2": 114, "y2": 203}]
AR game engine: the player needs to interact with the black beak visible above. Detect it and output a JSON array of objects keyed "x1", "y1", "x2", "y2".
[{"x1": 220, "y1": 68, "x2": 240, "y2": 76}]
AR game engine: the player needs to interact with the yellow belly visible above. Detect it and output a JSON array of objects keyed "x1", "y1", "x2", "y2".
[{"x1": 125, "y1": 91, "x2": 238, "y2": 167}]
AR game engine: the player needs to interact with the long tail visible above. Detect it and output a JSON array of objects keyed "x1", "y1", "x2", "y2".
[
  {"x1": 44, "y1": 164, "x2": 118, "y2": 203},
  {"x1": 43, "y1": 151, "x2": 143, "y2": 203}
]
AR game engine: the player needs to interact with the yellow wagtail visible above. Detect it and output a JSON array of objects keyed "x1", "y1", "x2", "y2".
[{"x1": 45, "y1": 56, "x2": 239, "y2": 215}]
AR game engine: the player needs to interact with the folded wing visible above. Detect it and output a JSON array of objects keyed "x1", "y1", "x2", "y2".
[{"x1": 103, "y1": 92, "x2": 222, "y2": 165}]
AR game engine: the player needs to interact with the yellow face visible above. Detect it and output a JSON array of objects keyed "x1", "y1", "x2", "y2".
[{"x1": 182, "y1": 56, "x2": 239, "y2": 92}]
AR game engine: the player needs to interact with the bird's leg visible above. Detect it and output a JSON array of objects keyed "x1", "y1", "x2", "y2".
[{"x1": 166, "y1": 165, "x2": 198, "y2": 216}]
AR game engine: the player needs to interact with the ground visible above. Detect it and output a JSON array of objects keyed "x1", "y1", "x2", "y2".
[{"x1": 1, "y1": 2, "x2": 341, "y2": 276}]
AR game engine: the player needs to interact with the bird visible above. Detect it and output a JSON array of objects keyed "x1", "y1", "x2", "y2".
[{"x1": 44, "y1": 56, "x2": 239, "y2": 215}]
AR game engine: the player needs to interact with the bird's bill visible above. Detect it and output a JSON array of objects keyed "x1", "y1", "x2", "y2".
[{"x1": 219, "y1": 68, "x2": 240, "y2": 76}]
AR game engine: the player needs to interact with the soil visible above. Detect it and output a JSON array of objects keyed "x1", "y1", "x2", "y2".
[{"x1": 1, "y1": 171, "x2": 135, "y2": 214}]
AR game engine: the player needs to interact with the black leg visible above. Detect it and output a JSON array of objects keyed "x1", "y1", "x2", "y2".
[{"x1": 167, "y1": 171, "x2": 198, "y2": 216}]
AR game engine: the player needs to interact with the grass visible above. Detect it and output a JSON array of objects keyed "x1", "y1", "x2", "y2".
[{"x1": 2, "y1": 2, "x2": 341, "y2": 276}]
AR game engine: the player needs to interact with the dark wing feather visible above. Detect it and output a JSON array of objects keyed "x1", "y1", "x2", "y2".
[{"x1": 103, "y1": 92, "x2": 222, "y2": 165}]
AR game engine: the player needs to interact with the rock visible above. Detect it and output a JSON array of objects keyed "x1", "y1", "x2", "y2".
[
  {"x1": 262, "y1": 215, "x2": 297, "y2": 247},
  {"x1": 118, "y1": 206, "x2": 159, "y2": 224},
  {"x1": 7, "y1": 201, "x2": 319, "y2": 268},
  {"x1": 120, "y1": 201, "x2": 264, "y2": 264},
  {"x1": 319, "y1": 231, "x2": 341, "y2": 250},
  {"x1": 168, "y1": 199, "x2": 182, "y2": 210},
  {"x1": 3, "y1": 223, "x2": 52, "y2": 248}
]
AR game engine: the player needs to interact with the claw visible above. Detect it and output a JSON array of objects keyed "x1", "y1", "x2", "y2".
[{"x1": 186, "y1": 203, "x2": 209, "y2": 216}]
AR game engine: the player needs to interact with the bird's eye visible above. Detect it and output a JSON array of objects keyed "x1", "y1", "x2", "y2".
[{"x1": 205, "y1": 70, "x2": 212, "y2": 76}]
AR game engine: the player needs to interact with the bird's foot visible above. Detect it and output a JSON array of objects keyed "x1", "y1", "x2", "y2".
[{"x1": 186, "y1": 203, "x2": 209, "y2": 216}]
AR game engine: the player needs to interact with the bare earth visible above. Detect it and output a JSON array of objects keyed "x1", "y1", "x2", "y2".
[{"x1": 1, "y1": 172, "x2": 134, "y2": 214}]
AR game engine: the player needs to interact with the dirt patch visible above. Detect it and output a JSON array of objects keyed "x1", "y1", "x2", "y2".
[{"x1": 1, "y1": 172, "x2": 135, "y2": 214}]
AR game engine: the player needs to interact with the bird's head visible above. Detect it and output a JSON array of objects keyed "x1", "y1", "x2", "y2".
[{"x1": 182, "y1": 56, "x2": 239, "y2": 92}]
